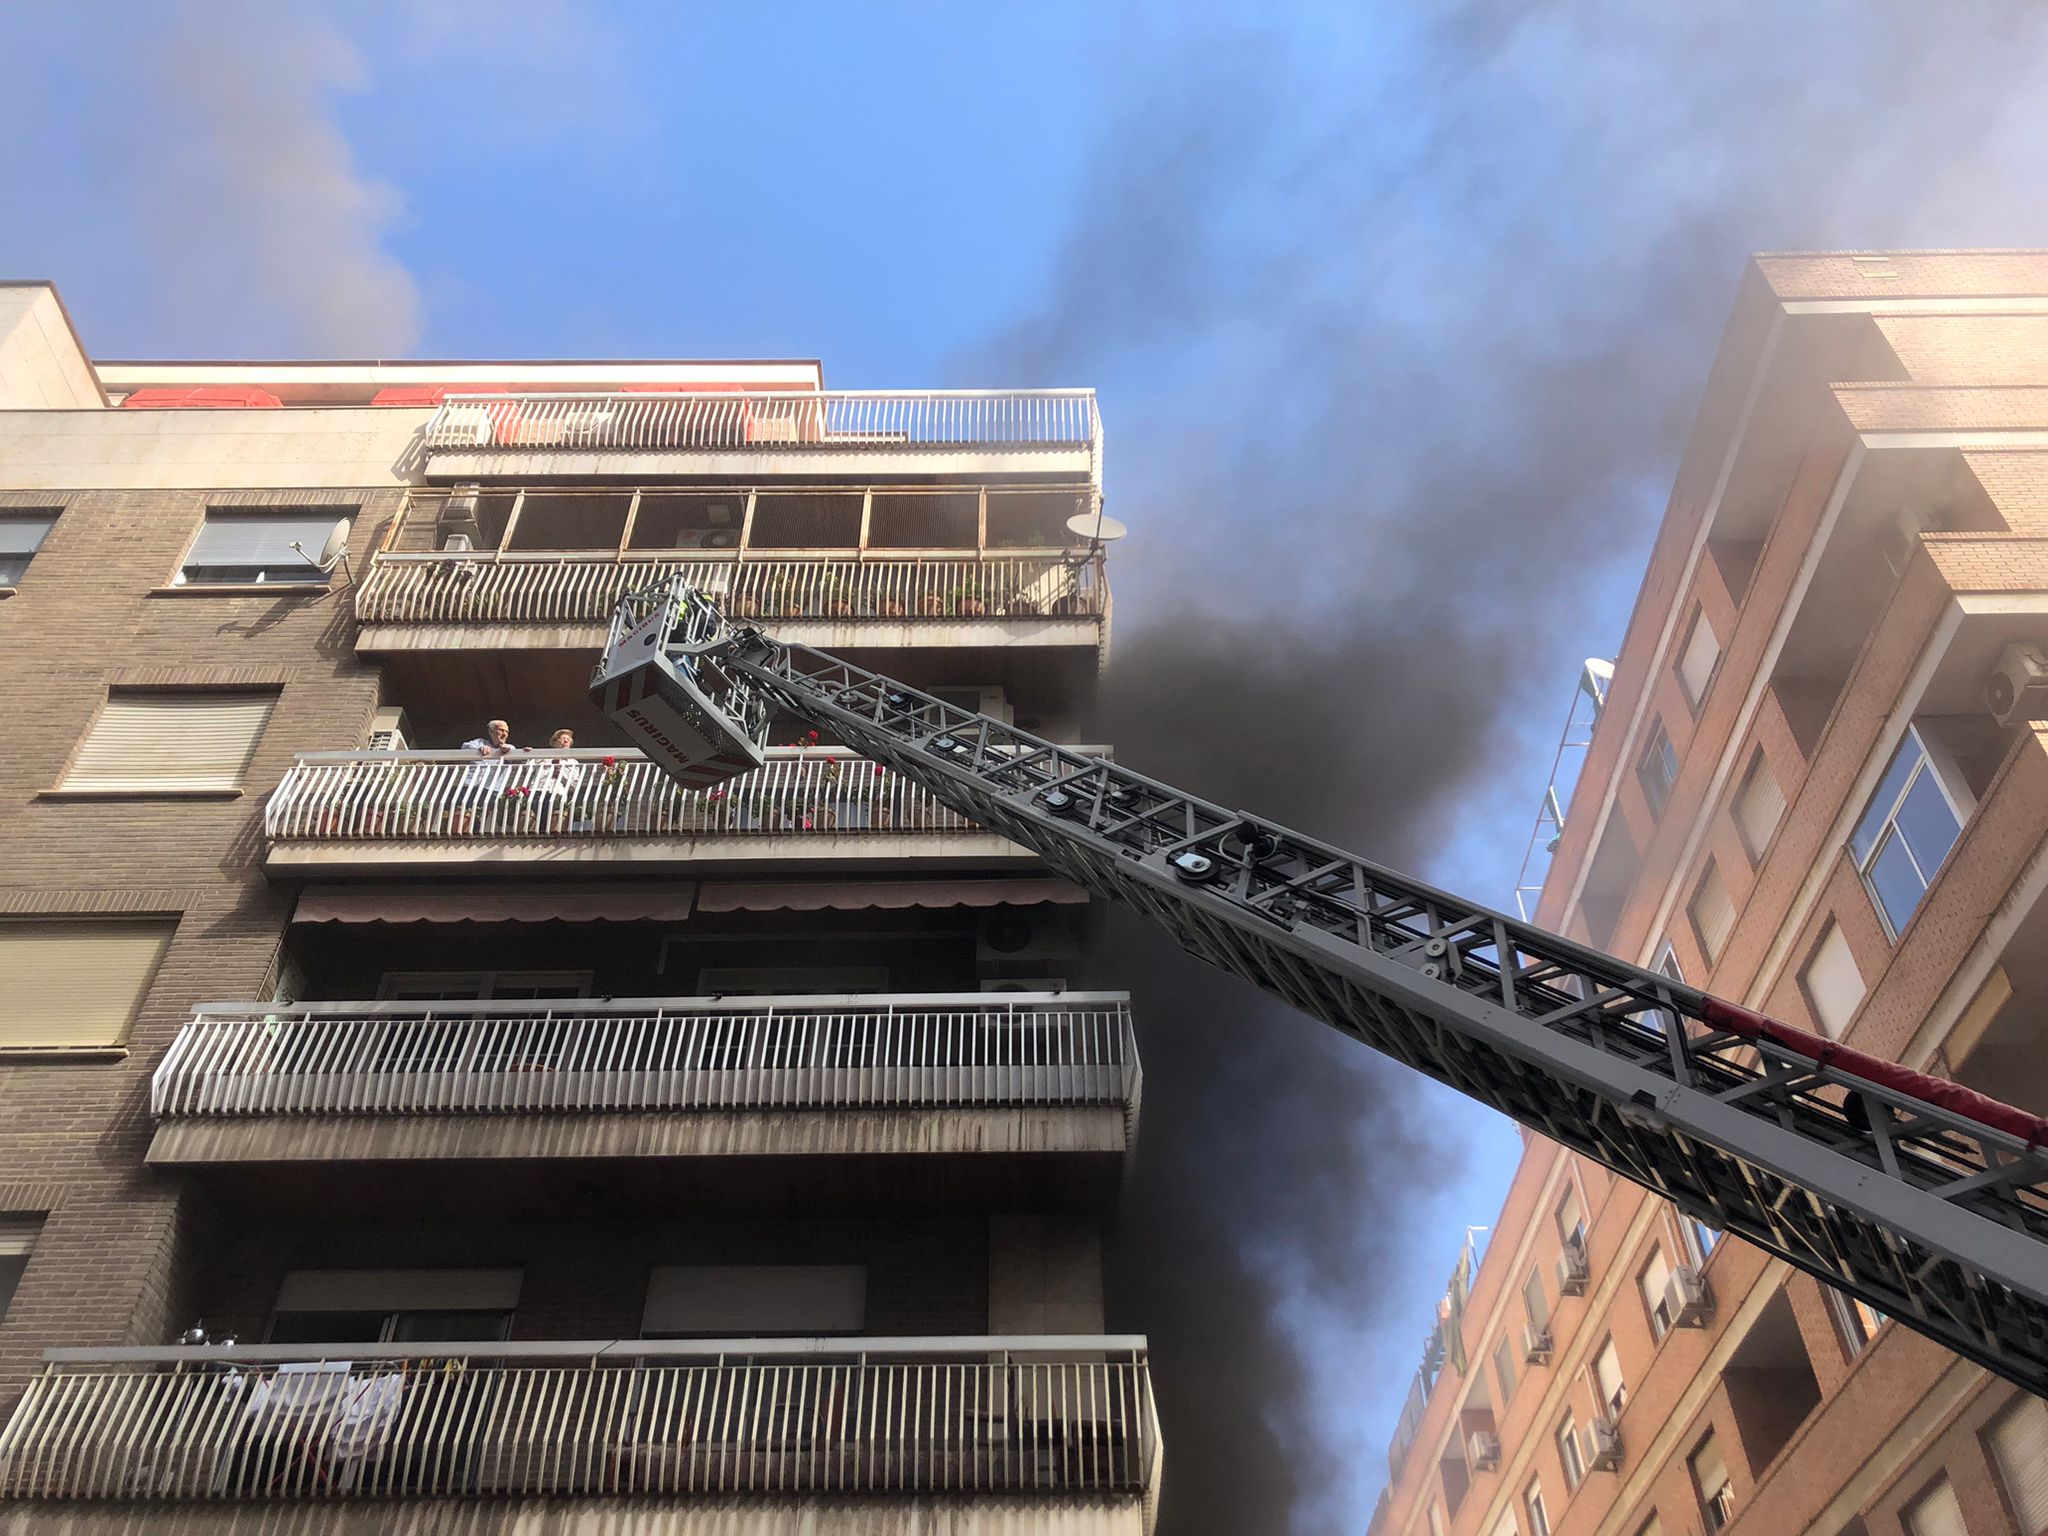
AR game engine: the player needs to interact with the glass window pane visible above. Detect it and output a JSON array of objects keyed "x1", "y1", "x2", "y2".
[
  {"x1": 1893, "y1": 770, "x2": 1961, "y2": 884},
  {"x1": 1867, "y1": 832, "x2": 1928, "y2": 936},
  {"x1": 391, "y1": 1308, "x2": 512, "y2": 1343},
  {"x1": 0, "y1": 516, "x2": 55, "y2": 557},
  {"x1": 1850, "y1": 738, "x2": 1923, "y2": 862},
  {"x1": 268, "y1": 1309, "x2": 387, "y2": 1344}
]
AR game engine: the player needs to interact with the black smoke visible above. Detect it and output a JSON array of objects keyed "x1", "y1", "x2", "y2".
[{"x1": 954, "y1": 5, "x2": 2048, "y2": 1531}]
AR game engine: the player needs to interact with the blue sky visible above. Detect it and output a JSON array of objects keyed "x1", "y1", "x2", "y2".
[{"x1": 9, "y1": 3, "x2": 2048, "y2": 1530}]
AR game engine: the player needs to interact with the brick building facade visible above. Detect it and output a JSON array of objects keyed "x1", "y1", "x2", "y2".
[
  {"x1": 1372, "y1": 253, "x2": 2048, "y2": 1536},
  {"x1": 0, "y1": 282, "x2": 1156, "y2": 1532}
]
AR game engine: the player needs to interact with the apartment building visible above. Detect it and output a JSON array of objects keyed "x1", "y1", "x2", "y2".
[
  {"x1": 0, "y1": 280, "x2": 1156, "y2": 1532},
  {"x1": 1371, "y1": 252, "x2": 2048, "y2": 1536}
]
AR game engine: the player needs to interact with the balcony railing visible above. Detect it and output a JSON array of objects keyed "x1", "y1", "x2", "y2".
[
  {"x1": 354, "y1": 549, "x2": 1106, "y2": 629},
  {"x1": 152, "y1": 993, "x2": 1139, "y2": 1119},
  {"x1": 265, "y1": 748, "x2": 983, "y2": 846},
  {"x1": 0, "y1": 1337, "x2": 1158, "y2": 1504},
  {"x1": 422, "y1": 390, "x2": 1100, "y2": 459}
]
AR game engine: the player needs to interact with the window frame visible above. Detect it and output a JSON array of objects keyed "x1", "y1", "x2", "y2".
[
  {"x1": 1730, "y1": 749, "x2": 1786, "y2": 863},
  {"x1": 1675, "y1": 607, "x2": 1721, "y2": 710},
  {"x1": 1690, "y1": 1430, "x2": 1733, "y2": 1533},
  {"x1": 0, "y1": 916, "x2": 177, "y2": 1053},
  {"x1": 57, "y1": 686, "x2": 279, "y2": 796},
  {"x1": 172, "y1": 508, "x2": 348, "y2": 589},
  {"x1": 1557, "y1": 1410, "x2": 1585, "y2": 1491},
  {"x1": 1825, "y1": 1286, "x2": 1885, "y2": 1358},
  {"x1": 1687, "y1": 859, "x2": 1735, "y2": 963},
  {"x1": 1590, "y1": 1336, "x2": 1626, "y2": 1419},
  {"x1": 1798, "y1": 920, "x2": 1867, "y2": 1040},
  {"x1": 1850, "y1": 724, "x2": 1967, "y2": 940},
  {"x1": 1635, "y1": 718, "x2": 1680, "y2": 819},
  {"x1": 0, "y1": 510, "x2": 59, "y2": 589},
  {"x1": 1524, "y1": 1476, "x2": 1552, "y2": 1536},
  {"x1": 1639, "y1": 1246, "x2": 1675, "y2": 1342},
  {"x1": 1493, "y1": 1332, "x2": 1519, "y2": 1406},
  {"x1": 1555, "y1": 1179, "x2": 1587, "y2": 1252}
]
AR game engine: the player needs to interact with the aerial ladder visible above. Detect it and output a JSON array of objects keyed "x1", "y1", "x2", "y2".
[{"x1": 595, "y1": 576, "x2": 2048, "y2": 1398}]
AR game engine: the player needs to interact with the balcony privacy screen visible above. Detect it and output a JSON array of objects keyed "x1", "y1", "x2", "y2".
[
  {"x1": 0, "y1": 919, "x2": 173, "y2": 1049},
  {"x1": 62, "y1": 691, "x2": 276, "y2": 792}
]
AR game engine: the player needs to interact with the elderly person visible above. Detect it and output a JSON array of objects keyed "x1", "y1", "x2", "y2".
[
  {"x1": 455, "y1": 719, "x2": 518, "y2": 831},
  {"x1": 526, "y1": 728, "x2": 586, "y2": 832}
]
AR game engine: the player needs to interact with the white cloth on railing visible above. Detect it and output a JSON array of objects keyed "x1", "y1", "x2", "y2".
[
  {"x1": 243, "y1": 1361, "x2": 405, "y2": 1465},
  {"x1": 525, "y1": 756, "x2": 586, "y2": 796},
  {"x1": 458, "y1": 740, "x2": 516, "y2": 792}
]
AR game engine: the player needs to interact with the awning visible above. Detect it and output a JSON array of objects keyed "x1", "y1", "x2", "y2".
[
  {"x1": 294, "y1": 883, "x2": 698, "y2": 925},
  {"x1": 696, "y1": 878, "x2": 1089, "y2": 913}
]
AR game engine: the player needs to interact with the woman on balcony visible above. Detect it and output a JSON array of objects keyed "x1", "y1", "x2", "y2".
[{"x1": 527, "y1": 728, "x2": 586, "y2": 833}]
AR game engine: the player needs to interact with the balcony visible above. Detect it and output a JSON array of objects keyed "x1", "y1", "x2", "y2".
[
  {"x1": 419, "y1": 389, "x2": 1102, "y2": 483},
  {"x1": 354, "y1": 548, "x2": 1108, "y2": 654},
  {"x1": 263, "y1": 748, "x2": 1047, "y2": 875},
  {"x1": 145, "y1": 992, "x2": 1140, "y2": 1166},
  {"x1": 0, "y1": 1337, "x2": 1159, "y2": 1522}
]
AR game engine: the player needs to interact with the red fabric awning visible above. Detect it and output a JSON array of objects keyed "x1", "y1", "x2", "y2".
[
  {"x1": 695, "y1": 878, "x2": 1089, "y2": 913},
  {"x1": 120, "y1": 387, "x2": 283, "y2": 410},
  {"x1": 369, "y1": 385, "x2": 515, "y2": 407},
  {"x1": 294, "y1": 884, "x2": 697, "y2": 924}
]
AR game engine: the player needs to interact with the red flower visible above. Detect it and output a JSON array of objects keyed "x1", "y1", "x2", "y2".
[
  {"x1": 825, "y1": 755, "x2": 837, "y2": 765},
  {"x1": 602, "y1": 755, "x2": 617, "y2": 768},
  {"x1": 807, "y1": 730, "x2": 819, "y2": 743},
  {"x1": 708, "y1": 789, "x2": 726, "y2": 802},
  {"x1": 802, "y1": 818, "x2": 814, "y2": 830},
  {"x1": 873, "y1": 764, "x2": 885, "y2": 776}
]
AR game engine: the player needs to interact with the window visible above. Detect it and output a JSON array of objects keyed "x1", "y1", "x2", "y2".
[
  {"x1": 1524, "y1": 1478, "x2": 1552, "y2": 1536},
  {"x1": 268, "y1": 1269, "x2": 520, "y2": 1344},
  {"x1": 378, "y1": 971, "x2": 590, "y2": 1001},
  {"x1": 0, "y1": 513, "x2": 56, "y2": 587},
  {"x1": 62, "y1": 690, "x2": 276, "y2": 793},
  {"x1": 642, "y1": 1265, "x2": 867, "y2": 1338},
  {"x1": 178, "y1": 511, "x2": 343, "y2": 585},
  {"x1": 0, "y1": 1217, "x2": 41, "y2": 1321},
  {"x1": 1902, "y1": 1479, "x2": 1968, "y2": 1536},
  {"x1": 1677, "y1": 609, "x2": 1721, "y2": 707},
  {"x1": 1690, "y1": 1431, "x2": 1733, "y2": 1532},
  {"x1": 1485, "y1": 1511, "x2": 1519, "y2": 1536},
  {"x1": 1636, "y1": 719, "x2": 1679, "y2": 817},
  {"x1": 0, "y1": 918, "x2": 174, "y2": 1050},
  {"x1": 1688, "y1": 860, "x2": 1735, "y2": 962},
  {"x1": 1557, "y1": 1412, "x2": 1585, "y2": 1490},
  {"x1": 1799, "y1": 921, "x2": 1867, "y2": 1039},
  {"x1": 1851, "y1": 726, "x2": 1964, "y2": 938},
  {"x1": 1826, "y1": 1287, "x2": 1886, "y2": 1356},
  {"x1": 1731, "y1": 752, "x2": 1785, "y2": 860},
  {"x1": 1524, "y1": 1268, "x2": 1548, "y2": 1330},
  {"x1": 1682, "y1": 1213, "x2": 1722, "y2": 1265},
  {"x1": 1646, "y1": 943, "x2": 1685, "y2": 1035},
  {"x1": 1989, "y1": 1392, "x2": 2048, "y2": 1533},
  {"x1": 1592, "y1": 1337, "x2": 1626, "y2": 1418},
  {"x1": 1640, "y1": 1246, "x2": 1675, "y2": 1341},
  {"x1": 1494, "y1": 1333, "x2": 1519, "y2": 1404},
  {"x1": 1428, "y1": 1503, "x2": 1448, "y2": 1536},
  {"x1": 1555, "y1": 1184, "x2": 1587, "y2": 1251}
]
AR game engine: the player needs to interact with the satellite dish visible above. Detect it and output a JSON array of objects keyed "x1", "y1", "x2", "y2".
[
  {"x1": 287, "y1": 517, "x2": 355, "y2": 576},
  {"x1": 317, "y1": 518, "x2": 353, "y2": 570},
  {"x1": 1065, "y1": 509, "x2": 1128, "y2": 544}
]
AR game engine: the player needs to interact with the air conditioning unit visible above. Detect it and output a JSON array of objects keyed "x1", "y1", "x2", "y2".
[
  {"x1": 1522, "y1": 1323, "x2": 1553, "y2": 1365},
  {"x1": 1985, "y1": 641, "x2": 2048, "y2": 728},
  {"x1": 1665, "y1": 1266, "x2": 1714, "y2": 1329},
  {"x1": 1466, "y1": 1430, "x2": 1500, "y2": 1472},
  {"x1": 1556, "y1": 1238, "x2": 1590, "y2": 1297},
  {"x1": 437, "y1": 486, "x2": 484, "y2": 548},
  {"x1": 979, "y1": 977, "x2": 1067, "y2": 994},
  {"x1": 1584, "y1": 1418, "x2": 1623, "y2": 1472},
  {"x1": 365, "y1": 707, "x2": 411, "y2": 754},
  {"x1": 977, "y1": 907, "x2": 1081, "y2": 967}
]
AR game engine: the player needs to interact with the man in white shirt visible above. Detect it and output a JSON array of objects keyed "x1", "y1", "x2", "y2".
[{"x1": 456, "y1": 719, "x2": 517, "y2": 831}]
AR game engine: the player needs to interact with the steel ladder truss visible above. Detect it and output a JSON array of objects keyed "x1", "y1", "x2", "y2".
[{"x1": 697, "y1": 630, "x2": 2048, "y2": 1397}]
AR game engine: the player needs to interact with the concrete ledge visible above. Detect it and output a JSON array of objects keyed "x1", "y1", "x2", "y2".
[
  {"x1": 0, "y1": 1493, "x2": 1153, "y2": 1536},
  {"x1": 146, "y1": 1105, "x2": 1132, "y2": 1165},
  {"x1": 356, "y1": 616, "x2": 1103, "y2": 654},
  {"x1": 425, "y1": 447, "x2": 1096, "y2": 482},
  {"x1": 263, "y1": 831, "x2": 1037, "y2": 875}
]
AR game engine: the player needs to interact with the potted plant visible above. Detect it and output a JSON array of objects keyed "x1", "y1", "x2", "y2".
[
  {"x1": 824, "y1": 573, "x2": 855, "y2": 617},
  {"x1": 953, "y1": 581, "x2": 986, "y2": 617},
  {"x1": 917, "y1": 592, "x2": 946, "y2": 617},
  {"x1": 1051, "y1": 590, "x2": 1088, "y2": 616},
  {"x1": 1006, "y1": 591, "x2": 1041, "y2": 617},
  {"x1": 879, "y1": 592, "x2": 907, "y2": 617}
]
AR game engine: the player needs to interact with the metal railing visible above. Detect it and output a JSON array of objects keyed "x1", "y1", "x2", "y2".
[
  {"x1": 354, "y1": 550, "x2": 1106, "y2": 628},
  {"x1": 151, "y1": 993, "x2": 1139, "y2": 1119},
  {"x1": 422, "y1": 390, "x2": 1099, "y2": 458},
  {"x1": 0, "y1": 1337, "x2": 1157, "y2": 1503},
  {"x1": 264, "y1": 748, "x2": 987, "y2": 845}
]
